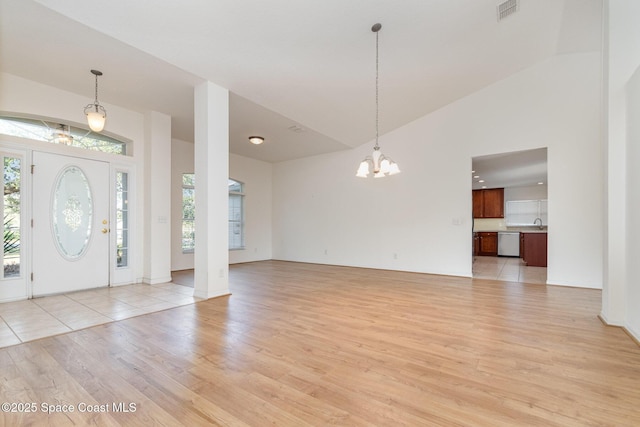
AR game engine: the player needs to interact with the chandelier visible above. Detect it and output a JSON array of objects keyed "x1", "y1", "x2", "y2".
[
  {"x1": 356, "y1": 23, "x2": 400, "y2": 178},
  {"x1": 84, "y1": 69, "x2": 107, "y2": 132}
]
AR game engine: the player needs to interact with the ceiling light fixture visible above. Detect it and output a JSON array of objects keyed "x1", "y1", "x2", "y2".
[
  {"x1": 248, "y1": 136, "x2": 264, "y2": 145},
  {"x1": 51, "y1": 124, "x2": 74, "y2": 146},
  {"x1": 84, "y1": 69, "x2": 107, "y2": 132},
  {"x1": 356, "y1": 23, "x2": 400, "y2": 178}
]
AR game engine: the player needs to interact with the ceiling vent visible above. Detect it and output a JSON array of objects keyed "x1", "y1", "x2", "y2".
[
  {"x1": 496, "y1": 0, "x2": 519, "y2": 21},
  {"x1": 287, "y1": 125, "x2": 306, "y2": 133}
]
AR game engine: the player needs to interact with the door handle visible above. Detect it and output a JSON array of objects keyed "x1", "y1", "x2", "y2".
[{"x1": 101, "y1": 228, "x2": 109, "y2": 234}]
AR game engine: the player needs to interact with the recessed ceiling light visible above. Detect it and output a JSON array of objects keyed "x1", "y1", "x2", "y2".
[
  {"x1": 538, "y1": 181, "x2": 544, "y2": 185},
  {"x1": 248, "y1": 136, "x2": 264, "y2": 145},
  {"x1": 478, "y1": 179, "x2": 485, "y2": 183},
  {"x1": 482, "y1": 186, "x2": 487, "y2": 189},
  {"x1": 471, "y1": 170, "x2": 476, "y2": 173},
  {"x1": 473, "y1": 175, "x2": 480, "y2": 179}
]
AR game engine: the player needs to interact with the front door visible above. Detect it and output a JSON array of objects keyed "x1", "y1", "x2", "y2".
[{"x1": 32, "y1": 152, "x2": 110, "y2": 295}]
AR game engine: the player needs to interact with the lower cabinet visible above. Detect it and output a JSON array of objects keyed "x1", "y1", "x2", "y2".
[
  {"x1": 477, "y1": 232, "x2": 498, "y2": 256},
  {"x1": 521, "y1": 233, "x2": 547, "y2": 267}
]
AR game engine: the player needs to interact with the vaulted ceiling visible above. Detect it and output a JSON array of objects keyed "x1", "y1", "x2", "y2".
[{"x1": 0, "y1": 0, "x2": 601, "y2": 163}]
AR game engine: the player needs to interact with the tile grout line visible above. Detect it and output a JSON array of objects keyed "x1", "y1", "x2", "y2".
[{"x1": 0, "y1": 312, "x2": 23, "y2": 344}]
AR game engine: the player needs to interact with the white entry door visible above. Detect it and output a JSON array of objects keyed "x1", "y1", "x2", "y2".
[{"x1": 32, "y1": 152, "x2": 110, "y2": 295}]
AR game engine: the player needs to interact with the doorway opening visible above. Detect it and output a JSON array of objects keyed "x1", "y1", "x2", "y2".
[{"x1": 471, "y1": 148, "x2": 548, "y2": 284}]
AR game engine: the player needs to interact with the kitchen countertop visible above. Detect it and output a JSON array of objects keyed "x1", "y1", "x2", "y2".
[{"x1": 473, "y1": 229, "x2": 548, "y2": 233}]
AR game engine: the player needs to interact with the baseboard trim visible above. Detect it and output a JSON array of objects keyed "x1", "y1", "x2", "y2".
[
  {"x1": 598, "y1": 315, "x2": 640, "y2": 348},
  {"x1": 142, "y1": 276, "x2": 173, "y2": 285},
  {"x1": 193, "y1": 290, "x2": 231, "y2": 300},
  {"x1": 623, "y1": 325, "x2": 640, "y2": 347}
]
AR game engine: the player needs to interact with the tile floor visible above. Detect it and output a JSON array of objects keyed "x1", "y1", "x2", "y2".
[
  {"x1": 0, "y1": 279, "x2": 200, "y2": 349},
  {"x1": 472, "y1": 255, "x2": 547, "y2": 284}
]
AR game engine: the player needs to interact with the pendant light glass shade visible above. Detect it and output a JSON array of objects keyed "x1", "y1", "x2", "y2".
[
  {"x1": 84, "y1": 70, "x2": 107, "y2": 132},
  {"x1": 356, "y1": 23, "x2": 400, "y2": 178},
  {"x1": 86, "y1": 109, "x2": 106, "y2": 132}
]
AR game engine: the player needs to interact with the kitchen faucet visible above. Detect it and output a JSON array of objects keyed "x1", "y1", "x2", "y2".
[{"x1": 534, "y1": 217, "x2": 543, "y2": 229}]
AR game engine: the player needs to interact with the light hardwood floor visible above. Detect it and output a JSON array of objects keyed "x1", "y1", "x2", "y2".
[{"x1": 1, "y1": 261, "x2": 639, "y2": 426}]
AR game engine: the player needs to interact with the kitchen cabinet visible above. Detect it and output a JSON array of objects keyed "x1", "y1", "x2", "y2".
[
  {"x1": 521, "y1": 232, "x2": 547, "y2": 267},
  {"x1": 472, "y1": 188, "x2": 504, "y2": 218},
  {"x1": 476, "y1": 232, "x2": 498, "y2": 256},
  {"x1": 473, "y1": 233, "x2": 479, "y2": 256}
]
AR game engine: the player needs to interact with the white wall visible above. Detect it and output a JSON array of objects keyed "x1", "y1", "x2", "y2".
[
  {"x1": 170, "y1": 146, "x2": 273, "y2": 269},
  {"x1": 273, "y1": 52, "x2": 603, "y2": 287},
  {"x1": 627, "y1": 67, "x2": 640, "y2": 340},
  {"x1": 171, "y1": 138, "x2": 195, "y2": 271},
  {"x1": 505, "y1": 185, "x2": 548, "y2": 202}
]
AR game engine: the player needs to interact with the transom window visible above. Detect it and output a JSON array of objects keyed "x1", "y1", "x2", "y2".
[{"x1": 0, "y1": 116, "x2": 128, "y2": 155}]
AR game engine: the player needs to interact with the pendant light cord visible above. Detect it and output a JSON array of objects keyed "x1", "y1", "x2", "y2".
[
  {"x1": 374, "y1": 27, "x2": 380, "y2": 150},
  {"x1": 94, "y1": 73, "x2": 99, "y2": 105}
]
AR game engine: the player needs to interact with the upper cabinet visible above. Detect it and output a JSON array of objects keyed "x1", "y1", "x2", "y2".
[{"x1": 472, "y1": 188, "x2": 504, "y2": 218}]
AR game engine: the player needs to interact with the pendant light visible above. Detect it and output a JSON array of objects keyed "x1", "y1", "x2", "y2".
[
  {"x1": 84, "y1": 69, "x2": 107, "y2": 132},
  {"x1": 356, "y1": 23, "x2": 400, "y2": 178},
  {"x1": 51, "y1": 124, "x2": 74, "y2": 145}
]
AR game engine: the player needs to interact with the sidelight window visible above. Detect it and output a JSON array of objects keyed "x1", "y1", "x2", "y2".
[
  {"x1": 115, "y1": 172, "x2": 129, "y2": 267},
  {"x1": 182, "y1": 174, "x2": 195, "y2": 252},
  {"x1": 2, "y1": 155, "x2": 21, "y2": 278}
]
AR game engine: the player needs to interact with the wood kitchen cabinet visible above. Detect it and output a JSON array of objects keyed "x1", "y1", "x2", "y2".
[
  {"x1": 473, "y1": 233, "x2": 479, "y2": 256},
  {"x1": 521, "y1": 232, "x2": 547, "y2": 267},
  {"x1": 477, "y1": 232, "x2": 498, "y2": 256},
  {"x1": 472, "y1": 188, "x2": 504, "y2": 218}
]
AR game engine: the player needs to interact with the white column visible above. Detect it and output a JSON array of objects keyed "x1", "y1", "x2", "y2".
[
  {"x1": 601, "y1": 0, "x2": 640, "y2": 325},
  {"x1": 143, "y1": 111, "x2": 172, "y2": 284},
  {"x1": 193, "y1": 81, "x2": 230, "y2": 299}
]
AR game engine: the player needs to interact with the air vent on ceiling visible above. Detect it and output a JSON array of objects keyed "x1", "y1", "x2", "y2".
[
  {"x1": 496, "y1": 0, "x2": 519, "y2": 21},
  {"x1": 287, "y1": 125, "x2": 306, "y2": 133}
]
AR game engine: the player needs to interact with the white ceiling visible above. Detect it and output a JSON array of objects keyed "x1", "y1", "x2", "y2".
[
  {"x1": 1, "y1": 0, "x2": 601, "y2": 163},
  {"x1": 472, "y1": 148, "x2": 547, "y2": 190}
]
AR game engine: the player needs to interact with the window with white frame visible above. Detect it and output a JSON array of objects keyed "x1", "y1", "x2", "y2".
[
  {"x1": 2, "y1": 154, "x2": 21, "y2": 278},
  {"x1": 182, "y1": 174, "x2": 195, "y2": 252},
  {"x1": 115, "y1": 171, "x2": 129, "y2": 267},
  {"x1": 0, "y1": 116, "x2": 128, "y2": 155},
  {"x1": 228, "y1": 179, "x2": 245, "y2": 250},
  {"x1": 505, "y1": 199, "x2": 548, "y2": 226}
]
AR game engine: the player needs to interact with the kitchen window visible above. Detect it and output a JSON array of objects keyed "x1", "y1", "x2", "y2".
[{"x1": 505, "y1": 199, "x2": 547, "y2": 226}]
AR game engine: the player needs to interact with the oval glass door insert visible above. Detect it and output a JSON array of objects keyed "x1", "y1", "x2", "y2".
[{"x1": 52, "y1": 166, "x2": 93, "y2": 259}]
